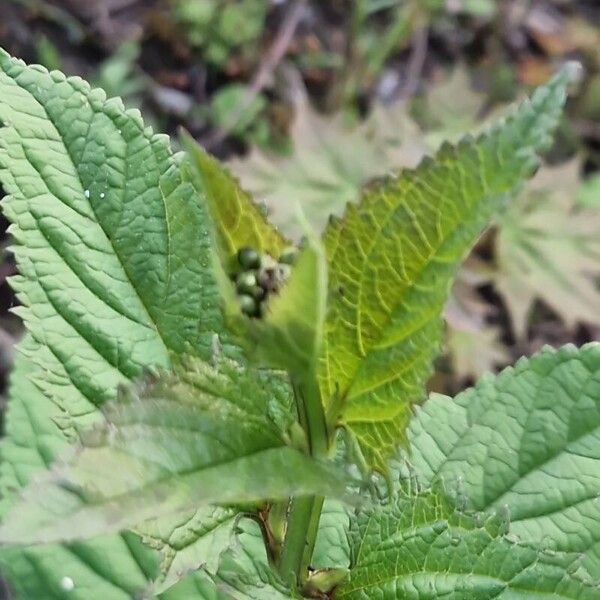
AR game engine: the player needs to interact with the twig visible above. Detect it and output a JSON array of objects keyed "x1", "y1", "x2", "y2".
[
  {"x1": 203, "y1": 0, "x2": 307, "y2": 149},
  {"x1": 398, "y1": 25, "x2": 428, "y2": 100}
]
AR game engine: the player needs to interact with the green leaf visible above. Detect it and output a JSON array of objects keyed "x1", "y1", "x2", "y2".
[
  {"x1": 338, "y1": 488, "x2": 598, "y2": 599},
  {"x1": 0, "y1": 49, "x2": 256, "y2": 597},
  {"x1": 182, "y1": 131, "x2": 286, "y2": 265},
  {"x1": 213, "y1": 518, "x2": 292, "y2": 599},
  {"x1": 318, "y1": 69, "x2": 570, "y2": 471},
  {"x1": 241, "y1": 233, "x2": 328, "y2": 377},
  {"x1": 312, "y1": 499, "x2": 351, "y2": 570},
  {"x1": 0, "y1": 339, "x2": 162, "y2": 600},
  {"x1": 138, "y1": 506, "x2": 238, "y2": 595},
  {"x1": 0, "y1": 50, "x2": 230, "y2": 369},
  {"x1": 408, "y1": 343, "x2": 600, "y2": 576},
  {"x1": 0, "y1": 355, "x2": 347, "y2": 545}
]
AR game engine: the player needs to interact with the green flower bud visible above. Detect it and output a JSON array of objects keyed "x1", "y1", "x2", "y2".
[
  {"x1": 251, "y1": 285, "x2": 266, "y2": 301},
  {"x1": 239, "y1": 294, "x2": 258, "y2": 317},
  {"x1": 236, "y1": 271, "x2": 258, "y2": 294},
  {"x1": 237, "y1": 246, "x2": 261, "y2": 269},
  {"x1": 304, "y1": 568, "x2": 349, "y2": 594}
]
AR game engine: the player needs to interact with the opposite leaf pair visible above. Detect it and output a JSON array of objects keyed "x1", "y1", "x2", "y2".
[{"x1": 0, "y1": 48, "x2": 597, "y2": 600}]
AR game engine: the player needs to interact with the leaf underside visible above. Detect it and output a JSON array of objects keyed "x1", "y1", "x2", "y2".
[
  {"x1": 319, "y1": 69, "x2": 569, "y2": 471},
  {"x1": 0, "y1": 355, "x2": 346, "y2": 546},
  {"x1": 182, "y1": 133, "x2": 287, "y2": 265}
]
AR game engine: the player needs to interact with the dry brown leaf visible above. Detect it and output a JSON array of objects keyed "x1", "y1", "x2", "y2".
[
  {"x1": 229, "y1": 93, "x2": 426, "y2": 239},
  {"x1": 493, "y1": 159, "x2": 600, "y2": 338}
]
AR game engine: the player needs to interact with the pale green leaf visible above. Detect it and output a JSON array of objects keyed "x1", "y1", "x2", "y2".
[
  {"x1": 446, "y1": 325, "x2": 510, "y2": 381},
  {"x1": 228, "y1": 68, "x2": 496, "y2": 241},
  {"x1": 420, "y1": 66, "x2": 488, "y2": 147},
  {"x1": 0, "y1": 355, "x2": 347, "y2": 545},
  {"x1": 138, "y1": 506, "x2": 238, "y2": 595},
  {"x1": 312, "y1": 499, "x2": 351, "y2": 570},
  {"x1": 444, "y1": 264, "x2": 510, "y2": 380},
  {"x1": 408, "y1": 343, "x2": 600, "y2": 576},
  {"x1": 339, "y1": 488, "x2": 598, "y2": 599},
  {"x1": 0, "y1": 49, "x2": 266, "y2": 597},
  {"x1": 319, "y1": 69, "x2": 570, "y2": 471}
]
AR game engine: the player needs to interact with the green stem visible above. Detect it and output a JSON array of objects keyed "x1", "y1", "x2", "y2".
[
  {"x1": 278, "y1": 376, "x2": 329, "y2": 587},
  {"x1": 293, "y1": 376, "x2": 329, "y2": 457},
  {"x1": 278, "y1": 495, "x2": 324, "y2": 586}
]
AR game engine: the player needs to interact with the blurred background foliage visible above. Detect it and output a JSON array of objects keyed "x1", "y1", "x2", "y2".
[{"x1": 0, "y1": 0, "x2": 598, "y2": 399}]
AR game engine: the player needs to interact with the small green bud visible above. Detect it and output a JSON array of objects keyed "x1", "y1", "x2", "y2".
[
  {"x1": 278, "y1": 246, "x2": 298, "y2": 265},
  {"x1": 239, "y1": 294, "x2": 258, "y2": 317},
  {"x1": 237, "y1": 246, "x2": 261, "y2": 269},
  {"x1": 304, "y1": 568, "x2": 349, "y2": 594},
  {"x1": 236, "y1": 271, "x2": 257, "y2": 294},
  {"x1": 251, "y1": 285, "x2": 266, "y2": 301}
]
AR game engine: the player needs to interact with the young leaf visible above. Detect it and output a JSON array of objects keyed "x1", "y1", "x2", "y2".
[
  {"x1": 338, "y1": 488, "x2": 598, "y2": 599},
  {"x1": 0, "y1": 355, "x2": 347, "y2": 545},
  {"x1": 184, "y1": 131, "x2": 328, "y2": 381},
  {"x1": 319, "y1": 68, "x2": 571, "y2": 471},
  {"x1": 240, "y1": 233, "x2": 328, "y2": 377},
  {"x1": 408, "y1": 342, "x2": 600, "y2": 576},
  {"x1": 181, "y1": 131, "x2": 286, "y2": 265}
]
